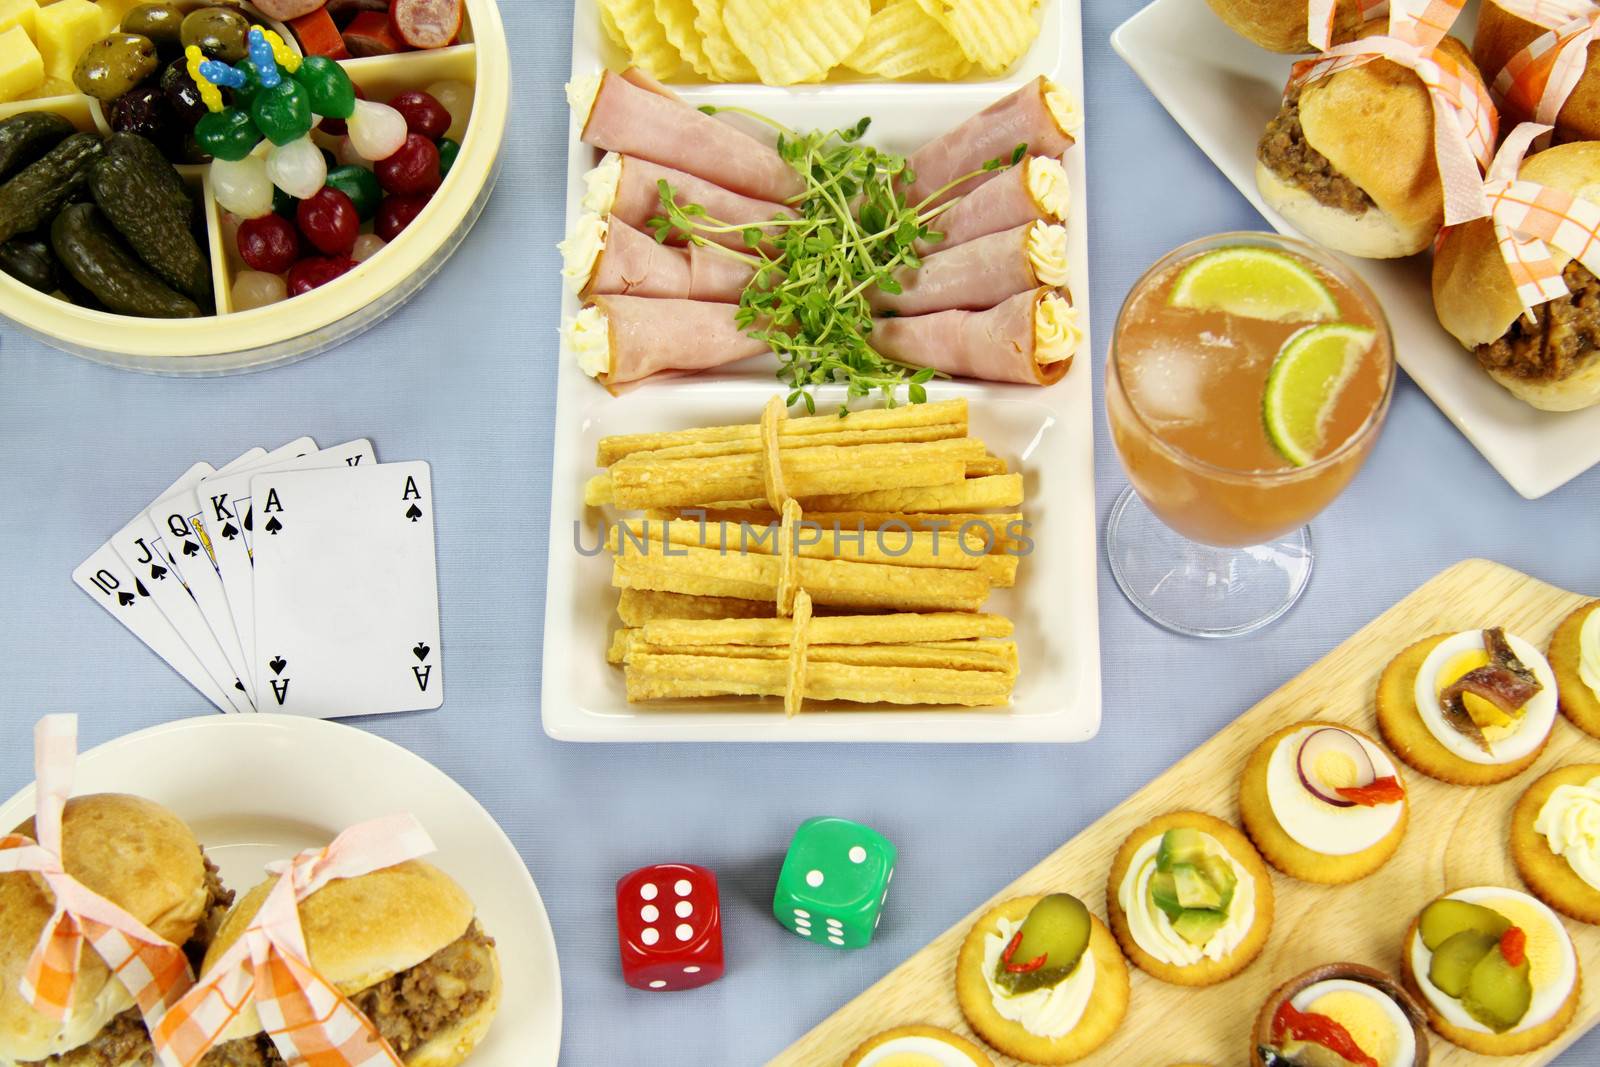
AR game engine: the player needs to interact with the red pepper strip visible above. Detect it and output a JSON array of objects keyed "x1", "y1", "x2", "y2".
[
  {"x1": 1270, "y1": 1001, "x2": 1379, "y2": 1067},
  {"x1": 1500, "y1": 925, "x2": 1527, "y2": 967},
  {"x1": 289, "y1": 8, "x2": 350, "y2": 59},
  {"x1": 998, "y1": 930, "x2": 1049, "y2": 973},
  {"x1": 1335, "y1": 775, "x2": 1406, "y2": 806}
]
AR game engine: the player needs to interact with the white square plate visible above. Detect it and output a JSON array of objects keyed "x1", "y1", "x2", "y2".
[
  {"x1": 542, "y1": 2, "x2": 1101, "y2": 742},
  {"x1": 1112, "y1": 0, "x2": 1600, "y2": 500}
]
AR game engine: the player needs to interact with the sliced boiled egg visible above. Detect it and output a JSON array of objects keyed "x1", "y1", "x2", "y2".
[
  {"x1": 854, "y1": 1034, "x2": 987, "y2": 1067},
  {"x1": 1412, "y1": 630, "x2": 1557, "y2": 764},
  {"x1": 1287, "y1": 979, "x2": 1415, "y2": 1067}
]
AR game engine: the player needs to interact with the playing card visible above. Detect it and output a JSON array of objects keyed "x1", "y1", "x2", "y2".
[
  {"x1": 203, "y1": 439, "x2": 375, "y2": 698},
  {"x1": 251, "y1": 461, "x2": 442, "y2": 719},
  {"x1": 73, "y1": 542, "x2": 237, "y2": 714},
  {"x1": 111, "y1": 462, "x2": 252, "y2": 713},
  {"x1": 144, "y1": 446, "x2": 272, "y2": 705},
  {"x1": 189, "y1": 437, "x2": 316, "y2": 568}
]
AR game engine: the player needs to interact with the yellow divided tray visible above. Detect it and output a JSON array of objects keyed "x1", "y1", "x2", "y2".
[
  {"x1": 0, "y1": 0, "x2": 508, "y2": 372},
  {"x1": 773, "y1": 559, "x2": 1600, "y2": 1066}
]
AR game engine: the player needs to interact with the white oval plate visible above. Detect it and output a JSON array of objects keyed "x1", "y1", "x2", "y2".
[{"x1": 0, "y1": 715, "x2": 561, "y2": 1066}]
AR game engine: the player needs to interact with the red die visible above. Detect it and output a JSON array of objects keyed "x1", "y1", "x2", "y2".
[{"x1": 615, "y1": 863, "x2": 725, "y2": 991}]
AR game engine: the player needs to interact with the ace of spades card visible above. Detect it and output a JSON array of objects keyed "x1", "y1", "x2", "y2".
[{"x1": 250, "y1": 461, "x2": 442, "y2": 719}]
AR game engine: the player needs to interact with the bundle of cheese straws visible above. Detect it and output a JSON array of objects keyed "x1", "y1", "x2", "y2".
[{"x1": 585, "y1": 398, "x2": 1025, "y2": 713}]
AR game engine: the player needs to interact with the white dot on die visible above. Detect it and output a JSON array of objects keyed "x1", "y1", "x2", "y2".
[
  {"x1": 674, "y1": 879, "x2": 692, "y2": 896},
  {"x1": 793, "y1": 909, "x2": 810, "y2": 919},
  {"x1": 849, "y1": 846, "x2": 866, "y2": 863},
  {"x1": 675, "y1": 900, "x2": 693, "y2": 918},
  {"x1": 806, "y1": 869, "x2": 824, "y2": 887},
  {"x1": 641, "y1": 927, "x2": 659, "y2": 946},
  {"x1": 640, "y1": 883, "x2": 658, "y2": 901},
  {"x1": 828, "y1": 935, "x2": 845, "y2": 945},
  {"x1": 649, "y1": 980, "x2": 666, "y2": 989},
  {"x1": 675, "y1": 923, "x2": 694, "y2": 941},
  {"x1": 795, "y1": 919, "x2": 811, "y2": 931},
  {"x1": 641, "y1": 905, "x2": 659, "y2": 922},
  {"x1": 796, "y1": 925, "x2": 812, "y2": 937},
  {"x1": 684, "y1": 965, "x2": 701, "y2": 973}
]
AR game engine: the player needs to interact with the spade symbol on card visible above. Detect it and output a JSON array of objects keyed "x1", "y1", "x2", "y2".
[
  {"x1": 264, "y1": 516, "x2": 282, "y2": 535},
  {"x1": 134, "y1": 578, "x2": 149, "y2": 598},
  {"x1": 116, "y1": 590, "x2": 135, "y2": 606},
  {"x1": 181, "y1": 539, "x2": 199, "y2": 557},
  {"x1": 269, "y1": 655, "x2": 287, "y2": 675},
  {"x1": 220, "y1": 522, "x2": 238, "y2": 541},
  {"x1": 413, "y1": 642, "x2": 431, "y2": 661},
  {"x1": 149, "y1": 563, "x2": 167, "y2": 581},
  {"x1": 405, "y1": 504, "x2": 422, "y2": 522},
  {"x1": 243, "y1": 507, "x2": 252, "y2": 533}
]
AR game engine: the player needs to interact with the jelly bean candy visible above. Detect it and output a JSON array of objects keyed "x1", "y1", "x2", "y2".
[
  {"x1": 436, "y1": 137, "x2": 459, "y2": 178},
  {"x1": 389, "y1": 90, "x2": 450, "y2": 139},
  {"x1": 195, "y1": 107, "x2": 258, "y2": 162},
  {"x1": 297, "y1": 187, "x2": 358, "y2": 255},
  {"x1": 232, "y1": 269, "x2": 287, "y2": 310},
  {"x1": 287, "y1": 254, "x2": 355, "y2": 296},
  {"x1": 252, "y1": 79, "x2": 312, "y2": 146},
  {"x1": 351, "y1": 232, "x2": 385, "y2": 262},
  {"x1": 295, "y1": 55, "x2": 355, "y2": 120},
  {"x1": 237, "y1": 213, "x2": 299, "y2": 274},
  {"x1": 211, "y1": 154, "x2": 275, "y2": 218},
  {"x1": 375, "y1": 191, "x2": 429, "y2": 242},
  {"x1": 346, "y1": 98, "x2": 407, "y2": 161},
  {"x1": 324, "y1": 163, "x2": 381, "y2": 220},
  {"x1": 424, "y1": 79, "x2": 472, "y2": 141},
  {"x1": 375, "y1": 132, "x2": 439, "y2": 196},
  {"x1": 230, "y1": 56, "x2": 263, "y2": 105},
  {"x1": 247, "y1": 27, "x2": 281, "y2": 88},
  {"x1": 266, "y1": 134, "x2": 327, "y2": 199}
]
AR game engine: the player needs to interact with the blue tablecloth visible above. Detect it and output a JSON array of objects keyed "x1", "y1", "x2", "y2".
[{"x1": 1, "y1": 2, "x2": 1597, "y2": 1062}]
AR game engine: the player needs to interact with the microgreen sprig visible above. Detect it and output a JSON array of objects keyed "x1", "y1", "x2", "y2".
[{"x1": 647, "y1": 108, "x2": 1026, "y2": 415}]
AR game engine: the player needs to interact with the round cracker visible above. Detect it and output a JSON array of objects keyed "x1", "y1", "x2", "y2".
[
  {"x1": 723, "y1": 0, "x2": 870, "y2": 85},
  {"x1": 844, "y1": 1024, "x2": 993, "y2": 1066},
  {"x1": 1512, "y1": 763, "x2": 1600, "y2": 926},
  {"x1": 1238, "y1": 720, "x2": 1408, "y2": 884},
  {"x1": 1400, "y1": 909, "x2": 1582, "y2": 1054},
  {"x1": 1550, "y1": 601, "x2": 1600, "y2": 740},
  {"x1": 1375, "y1": 635, "x2": 1548, "y2": 786},
  {"x1": 955, "y1": 896, "x2": 1128, "y2": 1064},
  {"x1": 1105, "y1": 811, "x2": 1274, "y2": 987}
]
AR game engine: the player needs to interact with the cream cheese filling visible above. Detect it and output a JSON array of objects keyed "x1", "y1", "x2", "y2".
[
  {"x1": 558, "y1": 211, "x2": 609, "y2": 293},
  {"x1": 1116, "y1": 834, "x2": 1254, "y2": 968},
  {"x1": 1042, "y1": 78, "x2": 1082, "y2": 137},
  {"x1": 581, "y1": 151, "x2": 624, "y2": 216},
  {"x1": 565, "y1": 305, "x2": 611, "y2": 378},
  {"x1": 1579, "y1": 607, "x2": 1600, "y2": 702},
  {"x1": 979, "y1": 915, "x2": 1095, "y2": 1038},
  {"x1": 1535, "y1": 774, "x2": 1600, "y2": 893},
  {"x1": 1024, "y1": 156, "x2": 1070, "y2": 222},
  {"x1": 1025, "y1": 221, "x2": 1071, "y2": 287},
  {"x1": 565, "y1": 71, "x2": 603, "y2": 126},
  {"x1": 1034, "y1": 291, "x2": 1081, "y2": 366}
]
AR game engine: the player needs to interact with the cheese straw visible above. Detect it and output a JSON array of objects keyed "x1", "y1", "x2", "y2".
[
  {"x1": 655, "y1": 510, "x2": 1026, "y2": 554},
  {"x1": 612, "y1": 544, "x2": 992, "y2": 612},
  {"x1": 610, "y1": 519, "x2": 985, "y2": 570},
  {"x1": 802, "y1": 474, "x2": 1025, "y2": 513},
  {"x1": 616, "y1": 588, "x2": 780, "y2": 624},
  {"x1": 609, "y1": 632, "x2": 1019, "y2": 672},
  {"x1": 595, "y1": 399, "x2": 969, "y2": 465},
  {"x1": 623, "y1": 653, "x2": 1016, "y2": 707},
  {"x1": 966, "y1": 454, "x2": 1010, "y2": 477},
  {"x1": 638, "y1": 611, "x2": 1012, "y2": 646}
]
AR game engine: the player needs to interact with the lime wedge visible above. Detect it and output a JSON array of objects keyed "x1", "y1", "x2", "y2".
[
  {"x1": 1263, "y1": 323, "x2": 1376, "y2": 467},
  {"x1": 1168, "y1": 247, "x2": 1339, "y2": 322}
]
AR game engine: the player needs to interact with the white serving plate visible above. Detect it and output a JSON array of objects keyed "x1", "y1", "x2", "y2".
[
  {"x1": 542, "y1": 1, "x2": 1100, "y2": 742},
  {"x1": 0, "y1": 715, "x2": 562, "y2": 1065},
  {"x1": 1112, "y1": 0, "x2": 1600, "y2": 500}
]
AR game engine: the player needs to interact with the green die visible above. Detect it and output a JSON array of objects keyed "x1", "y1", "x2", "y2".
[{"x1": 773, "y1": 816, "x2": 896, "y2": 949}]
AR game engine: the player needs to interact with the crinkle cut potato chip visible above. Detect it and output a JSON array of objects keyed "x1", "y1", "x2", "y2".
[
  {"x1": 723, "y1": 0, "x2": 871, "y2": 85},
  {"x1": 691, "y1": 0, "x2": 760, "y2": 81},
  {"x1": 600, "y1": 2, "x2": 627, "y2": 49},
  {"x1": 915, "y1": 0, "x2": 1040, "y2": 75},
  {"x1": 598, "y1": 0, "x2": 684, "y2": 79},
  {"x1": 656, "y1": 0, "x2": 716, "y2": 77},
  {"x1": 846, "y1": 0, "x2": 970, "y2": 80}
]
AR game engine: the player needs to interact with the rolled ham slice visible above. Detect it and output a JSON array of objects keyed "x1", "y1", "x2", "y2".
[
  {"x1": 871, "y1": 223, "x2": 1054, "y2": 316},
  {"x1": 578, "y1": 69, "x2": 804, "y2": 203},
  {"x1": 870, "y1": 287, "x2": 1076, "y2": 386},
  {"x1": 903, "y1": 77, "x2": 1077, "y2": 209},
  {"x1": 600, "y1": 155, "x2": 791, "y2": 253},
  {"x1": 917, "y1": 155, "x2": 1069, "y2": 255},
  {"x1": 583, "y1": 216, "x2": 756, "y2": 302},
  {"x1": 588, "y1": 295, "x2": 770, "y2": 387}
]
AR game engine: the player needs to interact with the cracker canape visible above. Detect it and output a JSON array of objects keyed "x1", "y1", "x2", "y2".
[
  {"x1": 844, "y1": 1024, "x2": 992, "y2": 1066},
  {"x1": 1512, "y1": 763, "x2": 1600, "y2": 926},
  {"x1": 1550, "y1": 600, "x2": 1600, "y2": 738},
  {"x1": 1252, "y1": 962, "x2": 1429, "y2": 1067}
]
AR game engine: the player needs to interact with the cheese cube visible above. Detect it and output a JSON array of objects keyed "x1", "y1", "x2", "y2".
[
  {"x1": 0, "y1": 0, "x2": 38, "y2": 37},
  {"x1": 94, "y1": 0, "x2": 140, "y2": 33},
  {"x1": 0, "y1": 25, "x2": 44, "y2": 103},
  {"x1": 34, "y1": 0, "x2": 99, "y2": 82}
]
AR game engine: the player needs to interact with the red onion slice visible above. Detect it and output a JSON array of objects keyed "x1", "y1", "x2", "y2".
[{"x1": 1296, "y1": 728, "x2": 1376, "y2": 808}]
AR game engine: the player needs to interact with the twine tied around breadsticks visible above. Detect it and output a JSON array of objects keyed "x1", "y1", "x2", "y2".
[
  {"x1": 1475, "y1": 120, "x2": 1600, "y2": 313},
  {"x1": 758, "y1": 396, "x2": 814, "y2": 716},
  {"x1": 0, "y1": 715, "x2": 195, "y2": 1031},
  {"x1": 1290, "y1": 0, "x2": 1496, "y2": 224},
  {"x1": 1493, "y1": 3, "x2": 1600, "y2": 129},
  {"x1": 150, "y1": 814, "x2": 436, "y2": 1067}
]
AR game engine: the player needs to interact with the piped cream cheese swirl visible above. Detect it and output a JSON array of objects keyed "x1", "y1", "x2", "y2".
[
  {"x1": 565, "y1": 72, "x2": 603, "y2": 125},
  {"x1": 558, "y1": 211, "x2": 609, "y2": 293},
  {"x1": 1025, "y1": 222, "x2": 1071, "y2": 286},
  {"x1": 582, "y1": 152, "x2": 623, "y2": 216},
  {"x1": 1535, "y1": 774, "x2": 1600, "y2": 892},
  {"x1": 1580, "y1": 608, "x2": 1600, "y2": 701},
  {"x1": 1035, "y1": 291, "x2": 1081, "y2": 366},
  {"x1": 564, "y1": 305, "x2": 611, "y2": 378},
  {"x1": 1116, "y1": 833, "x2": 1254, "y2": 967},
  {"x1": 1043, "y1": 79, "x2": 1083, "y2": 137},
  {"x1": 1025, "y1": 156, "x2": 1071, "y2": 222}
]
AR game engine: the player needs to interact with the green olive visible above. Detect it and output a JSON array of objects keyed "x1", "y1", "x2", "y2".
[
  {"x1": 73, "y1": 33, "x2": 160, "y2": 102},
  {"x1": 120, "y1": 4, "x2": 185, "y2": 52},
  {"x1": 179, "y1": 7, "x2": 251, "y2": 63}
]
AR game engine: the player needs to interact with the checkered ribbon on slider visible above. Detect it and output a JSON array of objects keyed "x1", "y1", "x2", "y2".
[
  {"x1": 150, "y1": 815, "x2": 436, "y2": 1067},
  {"x1": 1306, "y1": 0, "x2": 1390, "y2": 51},
  {"x1": 1493, "y1": 5, "x2": 1600, "y2": 126},
  {"x1": 1290, "y1": 0, "x2": 1495, "y2": 223},
  {"x1": 0, "y1": 716, "x2": 193, "y2": 1029},
  {"x1": 1478, "y1": 121, "x2": 1600, "y2": 310}
]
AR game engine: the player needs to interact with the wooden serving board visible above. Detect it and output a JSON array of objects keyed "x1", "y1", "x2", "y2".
[{"x1": 771, "y1": 560, "x2": 1600, "y2": 1066}]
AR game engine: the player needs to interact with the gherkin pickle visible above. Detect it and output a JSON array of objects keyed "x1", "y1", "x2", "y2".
[{"x1": 992, "y1": 894, "x2": 1091, "y2": 996}]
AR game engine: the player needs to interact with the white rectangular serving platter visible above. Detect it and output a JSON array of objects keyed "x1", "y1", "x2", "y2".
[
  {"x1": 541, "y1": 1, "x2": 1100, "y2": 742},
  {"x1": 1112, "y1": 0, "x2": 1600, "y2": 500}
]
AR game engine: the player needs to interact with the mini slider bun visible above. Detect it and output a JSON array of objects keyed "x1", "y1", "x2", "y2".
[
  {"x1": 202, "y1": 860, "x2": 501, "y2": 1067},
  {"x1": 1475, "y1": 1, "x2": 1600, "y2": 143},
  {"x1": 1433, "y1": 141, "x2": 1600, "y2": 411},
  {"x1": 1256, "y1": 23, "x2": 1480, "y2": 259},
  {"x1": 1205, "y1": 0, "x2": 1366, "y2": 52},
  {"x1": 0, "y1": 794, "x2": 212, "y2": 1065}
]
